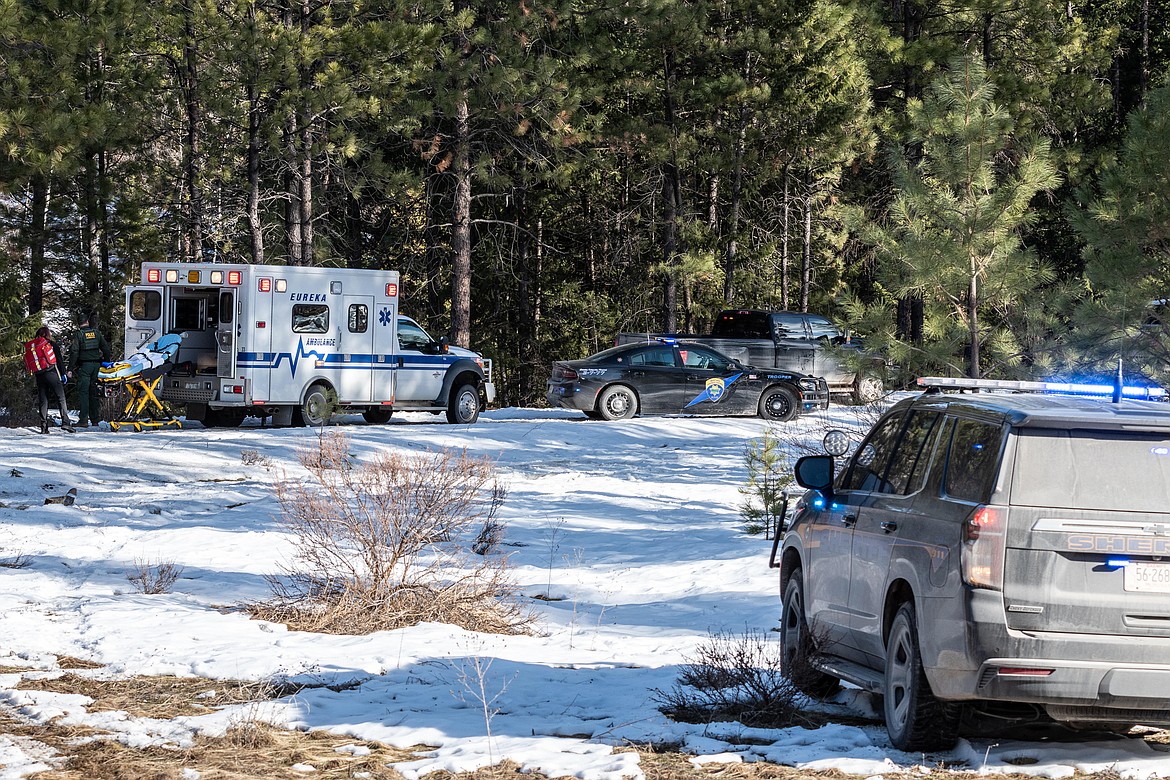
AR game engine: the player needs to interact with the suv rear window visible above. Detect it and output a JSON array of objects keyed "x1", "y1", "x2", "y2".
[
  {"x1": 1012, "y1": 429, "x2": 1170, "y2": 511},
  {"x1": 943, "y1": 418, "x2": 1003, "y2": 503}
]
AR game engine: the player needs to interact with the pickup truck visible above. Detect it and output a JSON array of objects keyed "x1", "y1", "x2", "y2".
[{"x1": 616, "y1": 309, "x2": 885, "y2": 403}]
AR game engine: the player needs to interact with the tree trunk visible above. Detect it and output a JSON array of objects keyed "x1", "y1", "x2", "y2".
[
  {"x1": 450, "y1": 91, "x2": 473, "y2": 348},
  {"x1": 724, "y1": 106, "x2": 747, "y2": 306},
  {"x1": 968, "y1": 259, "x2": 980, "y2": 378},
  {"x1": 27, "y1": 175, "x2": 49, "y2": 316},
  {"x1": 299, "y1": 113, "x2": 313, "y2": 264},
  {"x1": 182, "y1": 0, "x2": 204, "y2": 262},
  {"x1": 660, "y1": 50, "x2": 681, "y2": 334},
  {"x1": 780, "y1": 165, "x2": 791, "y2": 310},
  {"x1": 246, "y1": 82, "x2": 264, "y2": 263},
  {"x1": 283, "y1": 114, "x2": 303, "y2": 264},
  {"x1": 800, "y1": 173, "x2": 812, "y2": 312}
]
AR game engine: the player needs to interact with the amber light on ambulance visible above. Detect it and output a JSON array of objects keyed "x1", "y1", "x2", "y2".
[{"x1": 962, "y1": 505, "x2": 1007, "y2": 589}]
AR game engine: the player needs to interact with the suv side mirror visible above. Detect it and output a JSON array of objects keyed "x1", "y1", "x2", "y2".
[{"x1": 794, "y1": 455, "x2": 834, "y2": 493}]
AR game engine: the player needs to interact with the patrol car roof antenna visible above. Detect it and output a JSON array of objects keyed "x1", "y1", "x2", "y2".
[{"x1": 1113, "y1": 358, "x2": 1123, "y2": 404}]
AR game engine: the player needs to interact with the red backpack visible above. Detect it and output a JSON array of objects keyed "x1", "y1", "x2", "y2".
[{"x1": 22, "y1": 337, "x2": 57, "y2": 374}]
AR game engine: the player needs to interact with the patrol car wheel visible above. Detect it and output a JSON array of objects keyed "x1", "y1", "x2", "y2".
[
  {"x1": 300, "y1": 384, "x2": 334, "y2": 427},
  {"x1": 598, "y1": 385, "x2": 637, "y2": 421},
  {"x1": 759, "y1": 386, "x2": 798, "y2": 422},
  {"x1": 781, "y1": 571, "x2": 839, "y2": 698},
  {"x1": 884, "y1": 602, "x2": 961, "y2": 751},
  {"x1": 446, "y1": 383, "x2": 480, "y2": 424},
  {"x1": 363, "y1": 408, "x2": 393, "y2": 424}
]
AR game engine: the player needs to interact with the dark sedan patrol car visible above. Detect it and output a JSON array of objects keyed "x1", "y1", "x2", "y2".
[{"x1": 546, "y1": 340, "x2": 829, "y2": 421}]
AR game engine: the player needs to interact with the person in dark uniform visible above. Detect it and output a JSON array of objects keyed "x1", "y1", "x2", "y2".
[
  {"x1": 67, "y1": 311, "x2": 112, "y2": 427},
  {"x1": 29, "y1": 326, "x2": 75, "y2": 434}
]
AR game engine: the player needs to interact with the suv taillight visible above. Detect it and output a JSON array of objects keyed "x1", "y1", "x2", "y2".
[{"x1": 962, "y1": 504, "x2": 1007, "y2": 590}]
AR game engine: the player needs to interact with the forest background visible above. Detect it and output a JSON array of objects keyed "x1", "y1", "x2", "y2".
[{"x1": 2, "y1": 0, "x2": 1170, "y2": 410}]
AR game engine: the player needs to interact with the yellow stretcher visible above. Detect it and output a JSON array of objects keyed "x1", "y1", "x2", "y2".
[{"x1": 97, "y1": 334, "x2": 183, "y2": 432}]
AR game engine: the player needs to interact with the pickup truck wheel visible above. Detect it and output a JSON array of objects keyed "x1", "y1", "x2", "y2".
[
  {"x1": 854, "y1": 375, "x2": 884, "y2": 404},
  {"x1": 884, "y1": 602, "x2": 961, "y2": 751},
  {"x1": 759, "y1": 385, "x2": 799, "y2": 422},
  {"x1": 598, "y1": 385, "x2": 637, "y2": 421},
  {"x1": 300, "y1": 383, "x2": 334, "y2": 427},
  {"x1": 363, "y1": 408, "x2": 394, "y2": 424},
  {"x1": 781, "y1": 572, "x2": 840, "y2": 698},
  {"x1": 446, "y1": 383, "x2": 481, "y2": 424}
]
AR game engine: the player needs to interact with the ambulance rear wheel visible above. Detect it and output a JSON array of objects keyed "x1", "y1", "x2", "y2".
[
  {"x1": 300, "y1": 383, "x2": 335, "y2": 427},
  {"x1": 446, "y1": 383, "x2": 480, "y2": 424},
  {"x1": 363, "y1": 408, "x2": 393, "y2": 424}
]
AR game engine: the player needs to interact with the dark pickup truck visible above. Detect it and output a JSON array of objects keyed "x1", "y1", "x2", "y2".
[{"x1": 616, "y1": 309, "x2": 886, "y2": 403}]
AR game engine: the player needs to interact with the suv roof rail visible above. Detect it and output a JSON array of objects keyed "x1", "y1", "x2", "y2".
[{"x1": 917, "y1": 375, "x2": 1167, "y2": 401}]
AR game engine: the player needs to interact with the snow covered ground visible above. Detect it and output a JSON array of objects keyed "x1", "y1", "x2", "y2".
[{"x1": 1, "y1": 403, "x2": 1169, "y2": 779}]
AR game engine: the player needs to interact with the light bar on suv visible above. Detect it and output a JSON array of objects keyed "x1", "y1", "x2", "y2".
[{"x1": 918, "y1": 376, "x2": 1167, "y2": 400}]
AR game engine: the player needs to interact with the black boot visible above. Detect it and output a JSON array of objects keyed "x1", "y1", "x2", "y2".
[{"x1": 40, "y1": 420, "x2": 49, "y2": 434}]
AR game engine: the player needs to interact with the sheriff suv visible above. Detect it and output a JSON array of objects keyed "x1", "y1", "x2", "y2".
[{"x1": 776, "y1": 377, "x2": 1170, "y2": 751}]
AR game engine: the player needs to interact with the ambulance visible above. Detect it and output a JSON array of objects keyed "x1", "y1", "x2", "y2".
[{"x1": 122, "y1": 263, "x2": 495, "y2": 426}]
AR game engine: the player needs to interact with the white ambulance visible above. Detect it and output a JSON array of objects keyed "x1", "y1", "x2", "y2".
[{"x1": 122, "y1": 263, "x2": 495, "y2": 426}]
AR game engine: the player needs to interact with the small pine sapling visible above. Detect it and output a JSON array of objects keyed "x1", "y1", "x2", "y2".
[{"x1": 739, "y1": 428, "x2": 792, "y2": 538}]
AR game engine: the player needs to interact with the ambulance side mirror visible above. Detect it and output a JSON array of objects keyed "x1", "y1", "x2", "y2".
[{"x1": 438, "y1": 336, "x2": 449, "y2": 354}]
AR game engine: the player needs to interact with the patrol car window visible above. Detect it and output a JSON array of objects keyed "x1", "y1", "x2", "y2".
[
  {"x1": 130, "y1": 290, "x2": 161, "y2": 321},
  {"x1": 348, "y1": 304, "x2": 368, "y2": 334},
  {"x1": 885, "y1": 410, "x2": 941, "y2": 495},
  {"x1": 398, "y1": 320, "x2": 432, "y2": 350},
  {"x1": 628, "y1": 347, "x2": 675, "y2": 367},
  {"x1": 843, "y1": 411, "x2": 906, "y2": 493},
  {"x1": 943, "y1": 419, "x2": 1003, "y2": 503},
  {"x1": 292, "y1": 304, "x2": 329, "y2": 334},
  {"x1": 173, "y1": 298, "x2": 205, "y2": 330},
  {"x1": 682, "y1": 347, "x2": 731, "y2": 372},
  {"x1": 1013, "y1": 430, "x2": 1170, "y2": 512}
]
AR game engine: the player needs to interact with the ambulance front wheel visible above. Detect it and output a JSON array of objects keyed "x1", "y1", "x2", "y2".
[
  {"x1": 446, "y1": 383, "x2": 480, "y2": 424},
  {"x1": 299, "y1": 383, "x2": 335, "y2": 427}
]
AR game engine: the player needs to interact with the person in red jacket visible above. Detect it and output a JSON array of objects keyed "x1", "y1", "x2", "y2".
[{"x1": 26, "y1": 326, "x2": 74, "y2": 434}]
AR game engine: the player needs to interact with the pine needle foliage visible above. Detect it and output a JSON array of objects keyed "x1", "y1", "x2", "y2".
[
  {"x1": 845, "y1": 53, "x2": 1061, "y2": 380},
  {"x1": 739, "y1": 428, "x2": 792, "y2": 538}
]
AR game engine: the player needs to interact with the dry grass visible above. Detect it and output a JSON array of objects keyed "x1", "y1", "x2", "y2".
[
  {"x1": 17, "y1": 674, "x2": 300, "y2": 719},
  {"x1": 3, "y1": 666, "x2": 1166, "y2": 780},
  {"x1": 251, "y1": 432, "x2": 530, "y2": 636}
]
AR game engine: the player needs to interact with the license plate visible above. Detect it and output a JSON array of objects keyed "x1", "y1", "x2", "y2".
[
  {"x1": 552, "y1": 386, "x2": 566, "y2": 395},
  {"x1": 1123, "y1": 561, "x2": 1170, "y2": 593}
]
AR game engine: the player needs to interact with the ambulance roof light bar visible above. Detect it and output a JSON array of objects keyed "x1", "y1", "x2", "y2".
[{"x1": 917, "y1": 376, "x2": 1167, "y2": 400}]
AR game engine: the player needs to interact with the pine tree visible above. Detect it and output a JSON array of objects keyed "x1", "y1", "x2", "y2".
[
  {"x1": 847, "y1": 54, "x2": 1060, "y2": 379},
  {"x1": 1071, "y1": 76, "x2": 1170, "y2": 380}
]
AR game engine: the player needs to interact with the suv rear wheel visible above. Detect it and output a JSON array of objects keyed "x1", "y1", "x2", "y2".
[
  {"x1": 781, "y1": 572, "x2": 839, "y2": 698},
  {"x1": 884, "y1": 602, "x2": 961, "y2": 751}
]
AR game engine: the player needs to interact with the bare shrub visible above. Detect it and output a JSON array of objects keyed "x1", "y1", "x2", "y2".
[
  {"x1": 0, "y1": 553, "x2": 31, "y2": 569},
  {"x1": 255, "y1": 432, "x2": 529, "y2": 635},
  {"x1": 654, "y1": 629, "x2": 816, "y2": 729},
  {"x1": 127, "y1": 559, "x2": 184, "y2": 594},
  {"x1": 240, "y1": 448, "x2": 271, "y2": 467}
]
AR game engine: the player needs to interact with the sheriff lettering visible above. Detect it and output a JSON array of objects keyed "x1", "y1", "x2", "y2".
[
  {"x1": 290, "y1": 292, "x2": 327, "y2": 302},
  {"x1": 1067, "y1": 534, "x2": 1170, "y2": 556}
]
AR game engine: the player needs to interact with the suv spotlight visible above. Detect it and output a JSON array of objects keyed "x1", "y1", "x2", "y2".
[{"x1": 775, "y1": 376, "x2": 1170, "y2": 751}]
